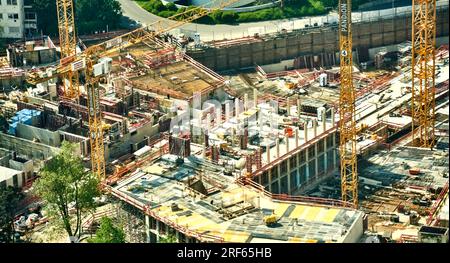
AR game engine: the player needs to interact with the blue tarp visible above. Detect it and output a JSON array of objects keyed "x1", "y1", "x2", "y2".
[{"x1": 8, "y1": 109, "x2": 42, "y2": 135}]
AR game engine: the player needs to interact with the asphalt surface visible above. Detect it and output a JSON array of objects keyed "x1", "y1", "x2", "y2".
[{"x1": 118, "y1": 0, "x2": 449, "y2": 42}]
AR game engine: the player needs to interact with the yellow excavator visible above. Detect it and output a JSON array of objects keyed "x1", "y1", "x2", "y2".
[{"x1": 264, "y1": 213, "x2": 278, "y2": 226}]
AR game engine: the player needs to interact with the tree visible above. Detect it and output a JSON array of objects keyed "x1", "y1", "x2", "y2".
[
  {"x1": 33, "y1": 141, "x2": 100, "y2": 240},
  {"x1": 0, "y1": 185, "x2": 22, "y2": 243},
  {"x1": 158, "y1": 233, "x2": 177, "y2": 243},
  {"x1": 88, "y1": 217, "x2": 125, "y2": 243},
  {"x1": 32, "y1": 0, "x2": 122, "y2": 36},
  {"x1": 75, "y1": 0, "x2": 123, "y2": 34}
]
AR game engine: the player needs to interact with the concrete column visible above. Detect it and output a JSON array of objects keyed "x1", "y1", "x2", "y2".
[
  {"x1": 244, "y1": 93, "x2": 248, "y2": 111},
  {"x1": 287, "y1": 99, "x2": 291, "y2": 116},
  {"x1": 295, "y1": 128, "x2": 299, "y2": 148},
  {"x1": 217, "y1": 107, "x2": 222, "y2": 126},
  {"x1": 277, "y1": 164, "x2": 281, "y2": 194},
  {"x1": 253, "y1": 88, "x2": 258, "y2": 109},
  {"x1": 287, "y1": 157, "x2": 291, "y2": 194},
  {"x1": 305, "y1": 145, "x2": 310, "y2": 181},
  {"x1": 202, "y1": 143, "x2": 206, "y2": 158},
  {"x1": 322, "y1": 110, "x2": 327, "y2": 133},
  {"x1": 206, "y1": 113, "x2": 211, "y2": 132},
  {"x1": 314, "y1": 143, "x2": 318, "y2": 179},
  {"x1": 331, "y1": 108, "x2": 335, "y2": 127},
  {"x1": 145, "y1": 215, "x2": 151, "y2": 243},
  {"x1": 225, "y1": 102, "x2": 231, "y2": 121},
  {"x1": 268, "y1": 168, "x2": 272, "y2": 192},
  {"x1": 276, "y1": 139, "x2": 280, "y2": 158},
  {"x1": 267, "y1": 146, "x2": 270, "y2": 163},
  {"x1": 333, "y1": 133, "x2": 337, "y2": 168},
  {"x1": 324, "y1": 137, "x2": 328, "y2": 172},
  {"x1": 285, "y1": 134, "x2": 290, "y2": 152},
  {"x1": 304, "y1": 123, "x2": 308, "y2": 142},
  {"x1": 313, "y1": 120, "x2": 317, "y2": 137},
  {"x1": 156, "y1": 220, "x2": 160, "y2": 242},
  {"x1": 297, "y1": 99, "x2": 301, "y2": 117},
  {"x1": 231, "y1": 128, "x2": 235, "y2": 147},
  {"x1": 235, "y1": 98, "x2": 240, "y2": 117}
]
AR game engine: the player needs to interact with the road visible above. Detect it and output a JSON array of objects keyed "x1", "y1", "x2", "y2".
[{"x1": 118, "y1": 0, "x2": 449, "y2": 42}]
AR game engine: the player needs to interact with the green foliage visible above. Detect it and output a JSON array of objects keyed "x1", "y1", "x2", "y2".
[
  {"x1": 136, "y1": 0, "x2": 367, "y2": 25},
  {"x1": 88, "y1": 217, "x2": 125, "y2": 243},
  {"x1": 158, "y1": 233, "x2": 177, "y2": 243},
  {"x1": 33, "y1": 141, "x2": 101, "y2": 239},
  {"x1": 33, "y1": 0, "x2": 122, "y2": 36},
  {"x1": 0, "y1": 186, "x2": 22, "y2": 243}
]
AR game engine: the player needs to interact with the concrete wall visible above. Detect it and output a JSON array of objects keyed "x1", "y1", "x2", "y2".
[
  {"x1": 16, "y1": 123, "x2": 61, "y2": 147},
  {"x1": 106, "y1": 121, "x2": 160, "y2": 161},
  {"x1": 187, "y1": 7, "x2": 449, "y2": 71},
  {"x1": 342, "y1": 212, "x2": 365, "y2": 243},
  {"x1": 0, "y1": 132, "x2": 59, "y2": 160}
]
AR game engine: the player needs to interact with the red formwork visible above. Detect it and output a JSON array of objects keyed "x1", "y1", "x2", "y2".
[{"x1": 426, "y1": 181, "x2": 449, "y2": 226}]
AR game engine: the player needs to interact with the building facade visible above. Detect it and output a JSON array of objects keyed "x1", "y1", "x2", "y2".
[{"x1": 0, "y1": 0, "x2": 37, "y2": 39}]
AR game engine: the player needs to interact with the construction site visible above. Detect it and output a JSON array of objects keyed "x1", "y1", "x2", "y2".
[{"x1": 0, "y1": 0, "x2": 448, "y2": 243}]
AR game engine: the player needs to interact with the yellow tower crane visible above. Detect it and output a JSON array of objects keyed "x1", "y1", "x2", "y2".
[
  {"x1": 338, "y1": 0, "x2": 358, "y2": 208},
  {"x1": 56, "y1": 0, "x2": 80, "y2": 99},
  {"x1": 28, "y1": 0, "x2": 241, "y2": 180},
  {"x1": 411, "y1": 0, "x2": 436, "y2": 148}
]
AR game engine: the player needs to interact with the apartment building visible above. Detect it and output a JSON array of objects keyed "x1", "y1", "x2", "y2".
[{"x1": 0, "y1": 0, "x2": 37, "y2": 39}]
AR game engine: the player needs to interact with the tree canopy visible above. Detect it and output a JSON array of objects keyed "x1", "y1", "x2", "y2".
[
  {"x1": 88, "y1": 217, "x2": 125, "y2": 243},
  {"x1": 33, "y1": 141, "x2": 100, "y2": 240},
  {"x1": 33, "y1": 0, "x2": 123, "y2": 36},
  {"x1": 0, "y1": 185, "x2": 22, "y2": 243}
]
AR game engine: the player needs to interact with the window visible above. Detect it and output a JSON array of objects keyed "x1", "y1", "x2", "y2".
[
  {"x1": 25, "y1": 12, "x2": 36, "y2": 20},
  {"x1": 7, "y1": 0, "x2": 18, "y2": 5},
  {"x1": 8, "y1": 13, "x2": 19, "y2": 20},
  {"x1": 9, "y1": 26, "x2": 20, "y2": 33}
]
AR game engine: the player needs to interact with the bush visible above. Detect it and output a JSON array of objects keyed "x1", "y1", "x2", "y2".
[
  {"x1": 158, "y1": 10, "x2": 177, "y2": 18},
  {"x1": 136, "y1": 0, "x2": 367, "y2": 25}
]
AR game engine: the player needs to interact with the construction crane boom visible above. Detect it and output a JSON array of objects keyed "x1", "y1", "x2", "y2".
[
  {"x1": 339, "y1": 0, "x2": 358, "y2": 207},
  {"x1": 411, "y1": 0, "x2": 437, "y2": 148}
]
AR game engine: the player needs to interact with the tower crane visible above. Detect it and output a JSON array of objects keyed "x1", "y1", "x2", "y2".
[
  {"x1": 56, "y1": 0, "x2": 79, "y2": 99},
  {"x1": 27, "y1": 0, "x2": 241, "y2": 180},
  {"x1": 338, "y1": 0, "x2": 358, "y2": 208},
  {"x1": 411, "y1": 0, "x2": 436, "y2": 148}
]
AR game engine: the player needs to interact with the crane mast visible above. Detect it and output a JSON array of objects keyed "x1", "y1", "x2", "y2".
[
  {"x1": 56, "y1": 0, "x2": 79, "y2": 99},
  {"x1": 338, "y1": 0, "x2": 358, "y2": 207},
  {"x1": 411, "y1": 0, "x2": 436, "y2": 148}
]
